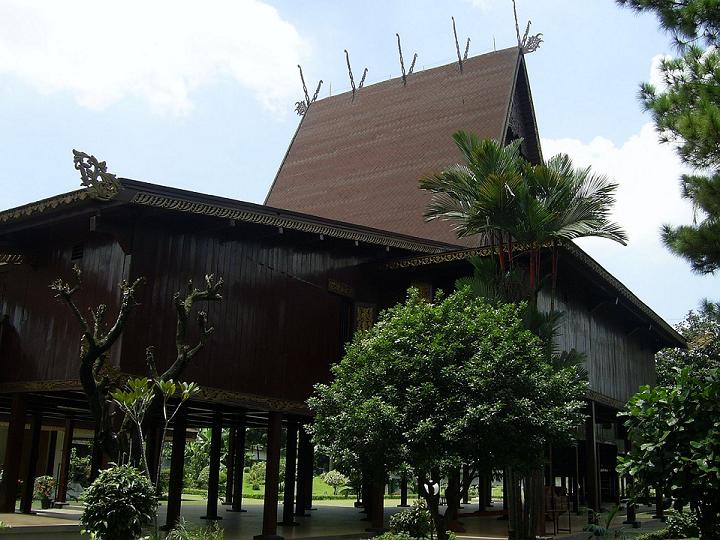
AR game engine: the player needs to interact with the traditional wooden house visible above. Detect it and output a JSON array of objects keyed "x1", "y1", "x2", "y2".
[{"x1": 0, "y1": 47, "x2": 683, "y2": 538}]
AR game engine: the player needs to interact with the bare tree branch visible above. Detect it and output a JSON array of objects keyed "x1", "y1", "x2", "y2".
[
  {"x1": 51, "y1": 265, "x2": 144, "y2": 460},
  {"x1": 161, "y1": 274, "x2": 223, "y2": 381}
]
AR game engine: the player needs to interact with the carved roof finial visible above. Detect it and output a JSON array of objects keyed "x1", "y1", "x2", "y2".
[
  {"x1": 396, "y1": 33, "x2": 418, "y2": 86},
  {"x1": 295, "y1": 65, "x2": 323, "y2": 116},
  {"x1": 452, "y1": 17, "x2": 471, "y2": 73},
  {"x1": 72, "y1": 150, "x2": 120, "y2": 201},
  {"x1": 512, "y1": 0, "x2": 543, "y2": 54},
  {"x1": 345, "y1": 49, "x2": 368, "y2": 101}
]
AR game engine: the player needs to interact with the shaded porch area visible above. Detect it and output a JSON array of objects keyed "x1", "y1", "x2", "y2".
[{"x1": 0, "y1": 499, "x2": 670, "y2": 540}]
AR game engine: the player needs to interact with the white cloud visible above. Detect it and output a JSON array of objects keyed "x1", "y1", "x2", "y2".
[
  {"x1": 541, "y1": 124, "x2": 714, "y2": 320},
  {"x1": 542, "y1": 123, "x2": 691, "y2": 248},
  {"x1": 649, "y1": 53, "x2": 671, "y2": 91},
  {"x1": 0, "y1": 0, "x2": 308, "y2": 114}
]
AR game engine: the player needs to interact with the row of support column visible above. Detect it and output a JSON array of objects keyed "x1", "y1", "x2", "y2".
[
  {"x1": 0, "y1": 395, "x2": 77, "y2": 513},
  {"x1": 164, "y1": 409, "x2": 314, "y2": 540},
  {"x1": 0, "y1": 392, "x2": 315, "y2": 540}
]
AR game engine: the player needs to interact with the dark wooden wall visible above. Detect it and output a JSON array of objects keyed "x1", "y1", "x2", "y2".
[
  {"x1": 0, "y1": 210, "x2": 378, "y2": 406},
  {"x1": 121, "y1": 216, "x2": 367, "y2": 403},
  {"x1": 0, "y1": 234, "x2": 129, "y2": 383},
  {"x1": 538, "y1": 289, "x2": 655, "y2": 405}
]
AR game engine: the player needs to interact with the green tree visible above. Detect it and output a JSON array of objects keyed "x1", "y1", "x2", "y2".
[
  {"x1": 656, "y1": 308, "x2": 720, "y2": 385},
  {"x1": 619, "y1": 367, "x2": 720, "y2": 539},
  {"x1": 420, "y1": 131, "x2": 619, "y2": 536},
  {"x1": 309, "y1": 288, "x2": 586, "y2": 540},
  {"x1": 420, "y1": 133, "x2": 626, "y2": 302},
  {"x1": 322, "y1": 470, "x2": 349, "y2": 495},
  {"x1": 618, "y1": 1, "x2": 720, "y2": 278}
]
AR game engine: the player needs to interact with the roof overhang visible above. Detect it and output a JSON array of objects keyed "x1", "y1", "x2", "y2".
[
  {"x1": 380, "y1": 241, "x2": 686, "y2": 350},
  {"x1": 0, "y1": 180, "x2": 457, "y2": 255}
]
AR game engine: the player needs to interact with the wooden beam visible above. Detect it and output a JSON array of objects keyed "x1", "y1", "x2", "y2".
[
  {"x1": 256, "y1": 411, "x2": 283, "y2": 540},
  {"x1": 0, "y1": 394, "x2": 26, "y2": 512},
  {"x1": 228, "y1": 417, "x2": 248, "y2": 513},
  {"x1": 20, "y1": 412, "x2": 42, "y2": 513},
  {"x1": 280, "y1": 421, "x2": 299, "y2": 526},
  {"x1": 165, "y1": 410, "x2": 187, "y2": 530},
  {"x1": 202, "y1": 411, "x2": 223, "y2": 521},
  {"x1": 56, "y1": 417, "x2": 74, "y2": 504}
]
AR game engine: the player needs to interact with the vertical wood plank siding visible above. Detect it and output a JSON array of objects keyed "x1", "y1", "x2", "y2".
[
  {"x1": 118, "y1": 220, "x2": 367, "y2": 403},
  {"x1": 538, "y1": 290, "x2": 655, "y2": 404},
  {"x1": 0, "y1": 236, "x2": 129, "y2": 382}
]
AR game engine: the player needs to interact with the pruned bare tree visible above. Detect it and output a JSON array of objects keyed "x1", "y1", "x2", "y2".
[
  {"x1": 50, "y1": 265, "x2": 144, "y2": 459},
  {"x1": 146, "y1": 274, "x2": 224, "y2": 382}
]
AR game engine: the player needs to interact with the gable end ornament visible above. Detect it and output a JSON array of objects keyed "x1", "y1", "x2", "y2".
[{"x1": 72, "y1": 149, "x2": 121, "y2": 201}]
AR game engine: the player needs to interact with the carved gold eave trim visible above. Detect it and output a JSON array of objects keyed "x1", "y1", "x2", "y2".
[
  {"x1": 380, "y1": 242, "x2": 541, "y2": 269},
  {"x1": 0, "y1": 254, "x2": 24, "y2": 265},
  {"x1": 130, "y1": 192, "x2": 446, "y2": 254},
  {"x1": 195, "y1": 386, "x2": 309, "y2": 415},
  {"x1": 0, "y1": 189, "x2": 91, "y2": 224}
]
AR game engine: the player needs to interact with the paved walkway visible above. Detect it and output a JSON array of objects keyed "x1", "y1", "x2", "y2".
[{"x1": 0, "y1": 501, "x2": 667, "y2": 540}]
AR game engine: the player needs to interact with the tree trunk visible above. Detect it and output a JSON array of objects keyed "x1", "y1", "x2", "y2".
[{"x1": 696, "y1": 503, "x2": 717, "y2": 540}]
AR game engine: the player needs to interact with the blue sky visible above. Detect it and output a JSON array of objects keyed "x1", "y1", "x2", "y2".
[{"x1": 1, "y1": 0, "x2": 718, "y2": 324}]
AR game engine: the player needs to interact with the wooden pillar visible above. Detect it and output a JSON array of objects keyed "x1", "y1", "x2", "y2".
[
  {"x1": 255, "y1": 411, "x2": 283, "y2": 540},
  {"x1": 653, "y1": 486, "x2": 665, "y2": 520},
  {"x1": 369, "y1": 476, "x2": 385, "y2": 531},
  {"x1": 479, "y1": 475, "x2": 489, "y2": 509},
  {"x1": 229, "y1": 419, "x2": 247, "y2": 513},
  {"x1": 623, "y1": 477, "x2": 639, "y2": 527},
  {"x1": 462, "y1": 464, "x2": 472, "y2": 504},
  {"x1": 224, "y1": 426, "x2": 236, "y2": 505},
  {"x1": 202, "y1": 411, "x2": 223, "y2": 521},
  {"x1": 146, "y1": 424, "x2": 163, "y2": 491},
  {"x1": 585, "y1": 401, "x2": 600, "y2": 512},
  {"x1": 304, "y1": 434, "x2": 315, "y2": 511},
  {"x1": 398, "y1": 472, "x2": 409, "y2": 507},
  {"x1": 20, "y1": 412, "x2": 42, "y2": 513},
  {"x1": 0, "y1": 394, "x2": 26, "y2": 512},
  {"x1": 56, "y1": 418, "x2": 74, "y2": 504},
  {"x1": 294, "y1": 426, "x2": 311, "y2": 517},
  {"x1": 164, "y1": 410, "x2": 187, "y2": 530},
  {"x1": 90, "y1": 430, "x2": 103, "y2": 482},
  {"x1": 280, "y1": 420, "x2": 299, "y2": 525},
  {"x1": 500, "y1": 470, "x2": 509, "y2": 518}
]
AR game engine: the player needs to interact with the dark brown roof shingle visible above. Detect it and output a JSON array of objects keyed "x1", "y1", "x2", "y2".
[{"x1": 265, "y1": 47, "x2": 523, "y2": 246}]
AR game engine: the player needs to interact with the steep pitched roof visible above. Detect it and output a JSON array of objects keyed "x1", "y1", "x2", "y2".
[{"x1": 265, "y1": 46, "x2": 540, "y2": 246}]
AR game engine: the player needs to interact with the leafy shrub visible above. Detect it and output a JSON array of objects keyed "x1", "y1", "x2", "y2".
[
  {"x1": 70, "y1": 448, "x2": 91, "y2": 486},
  {"x1": 635, "y1": 528, "x2": 671, "y2": 540},
  {"x1": 166, "y1": 518, "x2": 224, "y2": 539},
  {"x1": 247, "y1": 462, "x2": 265, "y2": 490},
  {"x1": 158, "y1": 468, "x2": 170, "y2": 495},
  {"x1": 33, "y1": 475, "x2": 56, "y2": 499},
  {"x1": 81, "y1": 465, "x2": 158, "y2": 540},
  {"x1": 667, "y1": 511, "x2": 699, "y2": 538},
  {"x1": 194, "y1": 466, "x2": 227, "y2": 490},
  {"x1": 389, "y1": 499, "x2": 431, "y2": 538},
  {"x1": 374, "y1": 533, "x2": 415, "y2": 540},
  {"x1": 321, "y1": 470, "x2": 349, "y2": 495}
]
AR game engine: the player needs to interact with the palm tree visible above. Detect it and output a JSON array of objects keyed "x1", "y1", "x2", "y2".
[
  {"x1": 420, "y1": 131, "x2": 628, "y2": 305},
  {"x1": 423, "y1": 132, "x2": 623, "y2": 540}
]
